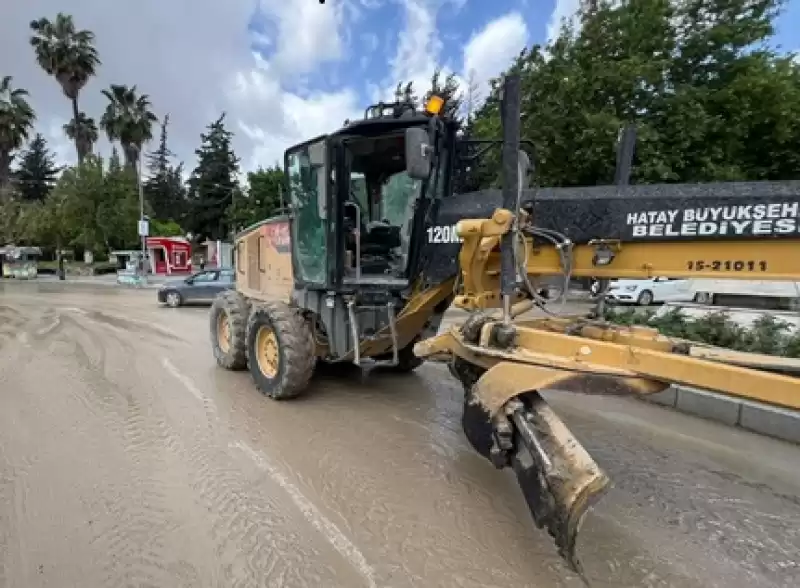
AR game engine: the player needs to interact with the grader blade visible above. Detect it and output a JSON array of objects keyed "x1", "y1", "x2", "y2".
[
  {"x1": 506, "y1": 394, "x2": 610, "y2": 576},
  {"x1": 457, "y1": 357, "x2": 611, "y2": 577}
]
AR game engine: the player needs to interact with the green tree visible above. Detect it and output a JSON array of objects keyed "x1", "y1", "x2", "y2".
[
  {"x1": 13, "y1": 133, "x2": 60, "y2": 202},
  {"x1": 30, "y1": 155, "x2": 139, "y2": 254},
  {"x1": 63, "y1": 112, "x2": 98, "y2": 162},
  {"x1": 226, "y1": 165, "x2": 284, "y2": 232},
  {"x1": 468, "y1": 0, "x2": 800, "y2": 188},
  {"x1": 27, "y1": 186, "x2": 72, "y2": 251},
  {"x1": 0, "y1": 76, "x2": 36, "y2": 196},
  {"x1": 424, "y1": 67, "x2": 463, "y2": 123},
  {"x1": 29, "y1": 13, "x2": 100, "y2": 166},
  {"x1": 392, "y1": 68, "x2": 463, "y2": 121},
  {"x1": 143, "y1": 114, "x2": 187, "y2": 223},
  {"x1": 97, "y1": 157, "x2": 140, "y2": 250},
  {"x1": 185, "y1": 113, "x2": 241, "y2": 240},
  {"x1": 99, "y1": 84, "x2": 158, "y2": 178}
]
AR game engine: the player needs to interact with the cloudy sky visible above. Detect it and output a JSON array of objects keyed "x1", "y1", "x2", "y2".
[{"x1": 2, "y1": 0, "x2": 799, "y2": 178}]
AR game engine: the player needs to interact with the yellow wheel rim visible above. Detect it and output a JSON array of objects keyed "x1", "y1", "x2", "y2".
[
  {"x1": 255, "y1": 325, "x2": 279, "y2": 378},
  {"x1": 217, "y1": 313, "x2": 231, "y2": 354}
]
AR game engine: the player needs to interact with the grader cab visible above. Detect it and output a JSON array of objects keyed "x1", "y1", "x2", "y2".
[{"x1": 210, "y1": 74, "x2": 800, "y2": 578}]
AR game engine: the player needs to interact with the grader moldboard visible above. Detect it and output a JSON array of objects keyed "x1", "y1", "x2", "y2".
[{"x1": 210, "y1": 74, "x2": 800, "y2": 579}]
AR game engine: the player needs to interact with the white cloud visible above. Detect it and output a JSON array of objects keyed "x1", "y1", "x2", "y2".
[
  {"x1": 0, "y1": 0, "x2": 363, "y2": 176},
  {"x1": 546, "y1": 0, "x2": 582, "y2": 45},
  {"x1": 255, "y1": 0, "x2": 345, "y2": 78},
  {"x1": 463, "y1": 12, "x2": 529, "y2": 93},
  {"x1": 371, "y1": 3, "x2": 528, "y2": 118},
  {"x1": 0, "y1": 0, "x2": 532, "y2": 184},
  {"x1": 380, "y1": 0, "x2": 445, "y2": 101}
]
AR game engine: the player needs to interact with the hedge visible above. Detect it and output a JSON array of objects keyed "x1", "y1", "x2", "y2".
[{"x1": 603, "y1": 307, "x2": 800, "y2": 359}]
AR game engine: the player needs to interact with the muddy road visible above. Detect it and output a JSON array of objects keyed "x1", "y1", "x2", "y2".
[{"x1": 1, "y1": 283, "x2": 799, "y2": 588}]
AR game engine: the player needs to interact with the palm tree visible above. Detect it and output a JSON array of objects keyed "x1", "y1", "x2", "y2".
[
  {"x1": 30, "y1": 13, "x2": 100, "y2": 165},
  {"x1": 63, "y1": 112, "x2": 98, "y2": 161},
  {"x1": 0, "y1": 76, "x2": 36, "y2": 195},
  {"x1": 99, "y1": 84, "x2": 158, "y2": 178}
]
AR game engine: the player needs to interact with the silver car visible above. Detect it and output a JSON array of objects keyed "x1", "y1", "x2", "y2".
[{"x1": 157, "y1": 268, "x2": 235, "y2": 307}]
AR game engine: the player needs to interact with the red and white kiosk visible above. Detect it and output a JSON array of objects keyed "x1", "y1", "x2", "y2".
[{"x1": 145, "y1": 236, "x2": 192, "y2": 275}]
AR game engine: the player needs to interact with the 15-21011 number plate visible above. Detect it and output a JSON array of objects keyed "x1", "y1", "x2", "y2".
[{"x1": 686, "y1": 260, "x2": 768, "y2": 272}]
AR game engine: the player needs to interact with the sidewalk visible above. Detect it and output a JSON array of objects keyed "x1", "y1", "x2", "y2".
[{"x1": 35, "y1": 274, "x2": 171, "y2": 289}]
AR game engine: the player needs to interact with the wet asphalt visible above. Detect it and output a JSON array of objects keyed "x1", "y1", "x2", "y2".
[{"x1": 0, "y1": 281, "x2": 799, "y2": 588}]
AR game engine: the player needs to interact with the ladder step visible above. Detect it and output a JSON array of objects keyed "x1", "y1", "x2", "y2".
[{"x1": 347, "y1": 299, "x2": 400, "y2": 367}]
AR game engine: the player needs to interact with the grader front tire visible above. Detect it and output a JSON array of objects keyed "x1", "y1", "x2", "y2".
[
  {"x1": 210, "y1": 291, "x2": 249, "y2": 370},
  {"x1": 246, "y1": 302, "x2": 316, "y2": 399}
]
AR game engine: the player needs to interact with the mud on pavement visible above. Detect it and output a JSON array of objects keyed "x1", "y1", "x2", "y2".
[{"x1": 0, "y1": 284, "x2": 799, "y2": 588}]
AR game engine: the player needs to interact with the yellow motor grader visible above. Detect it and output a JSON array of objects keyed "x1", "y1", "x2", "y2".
[{"x1": 210, "y1": 74, "x2": 800, "y2": 577}]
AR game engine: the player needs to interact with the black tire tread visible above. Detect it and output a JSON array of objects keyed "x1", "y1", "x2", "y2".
[
  {"x1": 165, "y1": 290, "x2": 183, "y2": 307},
  {"x1": 210, "y1": 290, "x2": 249, "y2": 370},
  {"x1": 392, "y1": 340, "x2": 424, "y2": 373},
  {"x1": 246, "y1": 301, "x2": 316, "y2": 399}
]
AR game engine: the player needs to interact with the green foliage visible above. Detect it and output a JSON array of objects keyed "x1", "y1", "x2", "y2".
[
  {"x1": 144, "y1": 114, "x2": 187, "y2": 223},
  {"x1": 12, "y1": 133, "x2": 60, "y2": 202},
  {"x1": 185, "y1": 114, "x2": 241, "y2": 241},
  {"x1": 227, "y1": 165, "x2": 284, "y2": 232},
  {"x1": 100, "y1": 84, "x2": 158, "y2": 171},
  {"x1": 468, "y1": 0, "x2": 800, "y2": 188},
  {"x1": 63, "y1": 112, "x2": 98, "y2": 162},
  {"x1": 26, "y1": 156, "x2": 140, "y2": 252},
  {"x1": 149, "y1": 219, "x2": 184, "y2": 237},
  {"x1": 29, "y1": 13, "x2": 100, "y2": 99},
  {"x1": 0, "y1": 199, "x2": 34, "y2": 244},
  {"x1": 604, "y1": 306, "x2": 800, "y2": 357},
  {"x1": 425, "y1": 68, "x2": 463, "y2": 123},
  {"x1": 29, "y1": 13, "x2": 100, "y2": 164},
  {"x1": 0, "y1": 76, "x2": 36, "y2": 192},
  {"x1": 395, "y1": 67, "x2": 465, "y2": 123}
]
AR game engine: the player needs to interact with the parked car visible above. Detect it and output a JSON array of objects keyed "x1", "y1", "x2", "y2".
[
  {"x1": 601, "y1": 277, "x2": 697, "y2": 306},
  {"x1": 157, "y1": 268, "x2": 235, "y2": 307}
]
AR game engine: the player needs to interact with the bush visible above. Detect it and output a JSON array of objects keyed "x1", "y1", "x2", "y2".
[{"x1": 603, "y1": 307, "x2": 800, "y2": 358}]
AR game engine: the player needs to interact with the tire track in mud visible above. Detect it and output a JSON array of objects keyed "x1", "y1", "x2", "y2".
[
  {"x1": 153, "y1": 367, "x2": 351, "y2": 588},
  {"x1": 43, "y1": 311, "x2": 194, "y2": 588},
  {"x1": 242, "y1": 375, "x2": 581, "y2": 588},
  {"x1": 14, "y1": 303, "x2": 358, "y2": 587},
  {"x1": 0, "y1": 302, "x2": 204, "y2": 587},
  {"x1": 0, "y1": 305, "x2": 26, "y2": 351}
]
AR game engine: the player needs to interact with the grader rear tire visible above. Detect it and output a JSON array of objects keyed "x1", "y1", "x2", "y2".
[
  {"x1": 210, "y1": 290, "x2": 249, "y2": 370},
  {"x1": 246, "y1": 302, "x2": 316, "y2": 399}
]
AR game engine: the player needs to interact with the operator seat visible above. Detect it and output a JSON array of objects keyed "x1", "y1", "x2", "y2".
[
  {"x1": 361, "y1": 221, "x2": 401, "y2": 255},
  {"x1": 355, "y1": 221, "x2": 402, "y2": 276}
]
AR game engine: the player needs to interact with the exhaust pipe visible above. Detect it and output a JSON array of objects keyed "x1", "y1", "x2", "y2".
[{"x1": 506, "y1": 394, "x2": 610, "y2": 577}]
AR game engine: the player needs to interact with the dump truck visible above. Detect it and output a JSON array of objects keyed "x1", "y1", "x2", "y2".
[{"x1": 209, "y1": 74, "x2": 800, "y2": 578}]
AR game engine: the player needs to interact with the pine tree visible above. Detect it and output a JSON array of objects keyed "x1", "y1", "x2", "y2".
[
  {"x1": 143, "y1": 114, "x2": 187, "y2": 223},
  {"x1": 424, "y1": 68, "x2": 463, "y2": 123},
  {"x1": 13, "y1": 133, "x2": 60, "y2": 202},
  {"x1": 185, "y1": 113, "x2": 241, "y2": 240}
]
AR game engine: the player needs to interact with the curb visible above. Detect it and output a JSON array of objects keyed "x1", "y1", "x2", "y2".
[{"x1": 643, "y1": 386, "x2": 800, "y2": 445}]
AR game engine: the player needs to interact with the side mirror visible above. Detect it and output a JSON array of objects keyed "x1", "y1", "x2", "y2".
[{"x1": 405, "y1": 127, "x2": 432, "y2": 180}]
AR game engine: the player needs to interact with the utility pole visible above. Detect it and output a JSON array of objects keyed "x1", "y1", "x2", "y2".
[{"x1": 137, "y1": 155, "x2": 149, "y2": 281}]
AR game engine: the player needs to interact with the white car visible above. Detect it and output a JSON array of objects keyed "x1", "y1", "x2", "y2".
[{"x1": 599, "y1": 277, "x2": 696, "y2": 306}]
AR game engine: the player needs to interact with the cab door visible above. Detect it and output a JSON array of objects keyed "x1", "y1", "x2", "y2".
[{"x1": 285, "y1": 137, "x2": 329, "y2": 288}]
